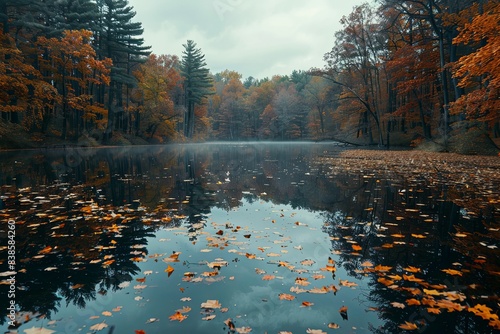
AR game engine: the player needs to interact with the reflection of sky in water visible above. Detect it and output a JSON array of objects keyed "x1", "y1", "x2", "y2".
[{"x1": 25, "y1": 198, "x2": 382, "y2": 334}]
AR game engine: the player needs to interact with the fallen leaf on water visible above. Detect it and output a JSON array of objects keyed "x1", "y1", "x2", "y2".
[
  {"x1": 279, "y1": 293, "x2": 295, "y2": 301},
  {"x1": 328, "y1": 322, "x2": 340, "y2": 329},
  {"x1": 406, "y1": 298, "x2": 421, "y2": 306},
  {"x1": 398, "y1": 321, "x2": 418, "y2": 330},
  {"x1": 301, "y1": 259, "x2": 316, "y2": 266},
  {"x1": 235, "y1": 326, "x2": 252, "y2": 333},
  {"x1": 374, "y1": 265, "x2": 392, "y2": 272},
  {"x1": 391, "y1": 302, "x2": 406, "y2": 309},
  {"x1": 224, "y1": 318, "x2": 236, "y2": 330},
  {"x1": 89, "y1": 322, "x2": 108, "y2": 331},
  {"x1": 23, "y1": 327, "x2": 56, "y2": 334},
  {"x1": 306, "y1": 329, "x2": 326, "y2": 334},
  {"x1": 176, "y1": 306, "x2": 191, "y2": 313},
  {"x1": 169, "y1": 311, "x2": 187, "y2": 322},
  {"x1": 441, "y1": 268, "x2": 463, "y2": 276},
  {"x1": 339, "y1": 279, "x2": 358, "y2": 287},
  {"x1": 301, "y1": 301, "x2": 314, "y2": 307},
  {"x1": 135, "y1": 331, "x2": 146, "y2": 334},
  {"x1": 403, "y1": 274, "x2": 424, "y2": 283},
  {"x1": 378, "y1": 277, "x2": 394, "y2": 287},
  {"x1": 360, "y1": 260, "x2": 373, "y2": 267},
  {"x1": 427, "y1": 307, "x2": 441, "y2": 314},
  {"x1": 202, "y1": 314, "x2": 216, "y2": 321},
  {"x1": 295, "y1": 277, "x2": 310, "y2": 286},
  {"x1": 308, "y1": 287, "x2": 329, "y2": 294},
  {"x1": 262, "y1": 275, "x2": 275, "y2": 281},
  {"x1": 201, "y1": 299, "x2": 221, "y2": 309},
  {"x1": 403, "y1": 266, "x2": 421, "y2": 273},
  {"x1": 352, "y1": 244, "x2": 362, "y2": 251},
  {"x1": 145, "y1": 318, "x2": 159, "y2": 324},
  {"x1": 102, "y1": 311, "x2": 112, "y2": 316},
  {"x1": 165, "y1": 265, "x2": 174, "y2": 277}
]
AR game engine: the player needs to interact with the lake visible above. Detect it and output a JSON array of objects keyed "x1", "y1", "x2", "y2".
[{"x1": 1, "y1": 142, "x2": 499, "y2": 334}]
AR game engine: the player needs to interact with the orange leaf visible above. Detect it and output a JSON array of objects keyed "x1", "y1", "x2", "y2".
[
  {"x1": 403, "y1": 266, "x2": 421, "y2": 273},
  {"x1": 279, "y1": 293, "x2": 295, "y2": 301},
  {"x1": 135, "y1": 330, "x2": 146, "y2": 334},
  {"x1": 441, "y1": 268, "x2": 463, "y2": 276},
  {"x1": 398, "y1": 321, "x2": 418, "y2": 330},
  {"x1": 406, "y1": 298, "x2": 421, "y2": 306},
  {"x1": 245, "y1": 253, "x2": 256, "y2": 259},
  {"x1": 301, "y1": 301, "x2": 314, "y2": 307},
  {"x1": 374, "y1": 265, "x2": 392, "y2": 272},
  {"x1": 169, "y1": 311, "x2": 187, "y2": 322},
  {"x1": 352, "y1": 244, "x2": 362, "y2": 251},
  {"x1": 377, "y1": 277, "x2": 394, "y2": 287},
  {"x1": 165, "y1": 265, "x2": 174, "y2": 277}
]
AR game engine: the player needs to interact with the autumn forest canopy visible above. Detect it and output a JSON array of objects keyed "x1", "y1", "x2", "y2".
[{"x1": 1, "y1": 0, "x2": 499, "y2": 153}]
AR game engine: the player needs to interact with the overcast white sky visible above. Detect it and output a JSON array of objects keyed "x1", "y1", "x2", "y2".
[{"x1": 128, "y1": 0, "x2": 370, "y2": 80}]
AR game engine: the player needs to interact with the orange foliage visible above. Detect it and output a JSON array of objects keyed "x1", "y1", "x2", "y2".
[{"x1": 451, "y1": 2, "x2": 500, "y2": 124}]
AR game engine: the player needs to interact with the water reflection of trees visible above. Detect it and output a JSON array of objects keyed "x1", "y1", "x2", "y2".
[
  {"x1": 1, "y1": 144, "x2": 498, "y2": 332},
  {"x1": 321, "y1": 168, "x2": 499, "y2": 334}
]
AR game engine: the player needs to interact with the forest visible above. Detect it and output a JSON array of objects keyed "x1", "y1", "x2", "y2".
[{"x1": 0, "y1": 0, "x2": 499, "y2": 154}]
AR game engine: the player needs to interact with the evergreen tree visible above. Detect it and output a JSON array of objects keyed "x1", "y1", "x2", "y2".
[
  {"x1": 95, "y1": 0, "x2": 150, "y2": 140},
  {"x1": 180, "y1": 40, "x2": 212, "y2": 138}
]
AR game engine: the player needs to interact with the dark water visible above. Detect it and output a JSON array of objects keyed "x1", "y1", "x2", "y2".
[{"x1": 0, "y1": 142, "x2": 498, "y2": 333}]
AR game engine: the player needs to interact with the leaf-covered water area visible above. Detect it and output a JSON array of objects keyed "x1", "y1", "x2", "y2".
[{"x1": 0, "y1": 142, "x2": 499, "y2": 334}]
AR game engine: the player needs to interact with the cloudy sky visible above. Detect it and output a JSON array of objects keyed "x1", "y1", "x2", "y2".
[{"x1": 127, "y1": 0, "x2": 370, "y2": 80}]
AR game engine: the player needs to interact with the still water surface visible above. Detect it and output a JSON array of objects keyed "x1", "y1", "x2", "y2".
[{"x1": 0, "y1": 142, "x2": 498, "y2": 333}]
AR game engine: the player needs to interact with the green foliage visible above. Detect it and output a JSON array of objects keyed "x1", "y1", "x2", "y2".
[{"x1": 180, "y1": 40, "x2": 213, "y2": 138}]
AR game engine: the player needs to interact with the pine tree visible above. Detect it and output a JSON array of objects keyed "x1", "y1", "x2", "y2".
[
  {"x1": 180, "y1": 40, "x2": 212, "y2": 138},
  {"x1": 95, "y1": 0, "x2": 150, "y2": 140}
]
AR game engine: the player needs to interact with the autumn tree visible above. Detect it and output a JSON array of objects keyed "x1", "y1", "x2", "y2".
[
  {"x1": 319, "y1": 3, "x2": 387, "y2": 145},
  {"x1": 450, "y1": 1, "x2": 500, "y2": 136},
  {"x1": 382, "y1": 6, "x2": 441, "y2": 140},
  {"x1": 180, "y1": 40, "x2": 213, "y2": 138},
  {"x1": 212, "y1": 72, "x2": 247, "y2": 140},
  {"x1": 0, "y1": 30, "x2": 58, "y2": 130},
  {"x1": 245, "y1": 79, "x2": 276, "y2": 138},
  {"x1": 134, "y1": 54, "x2": 181, "y2": 141},
  {"x1": 303, "y1": 76, "x2": 332, "y2": 137},
  {"x1": 36, "y1": 30, "x2": 112, "y2": 139}
]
